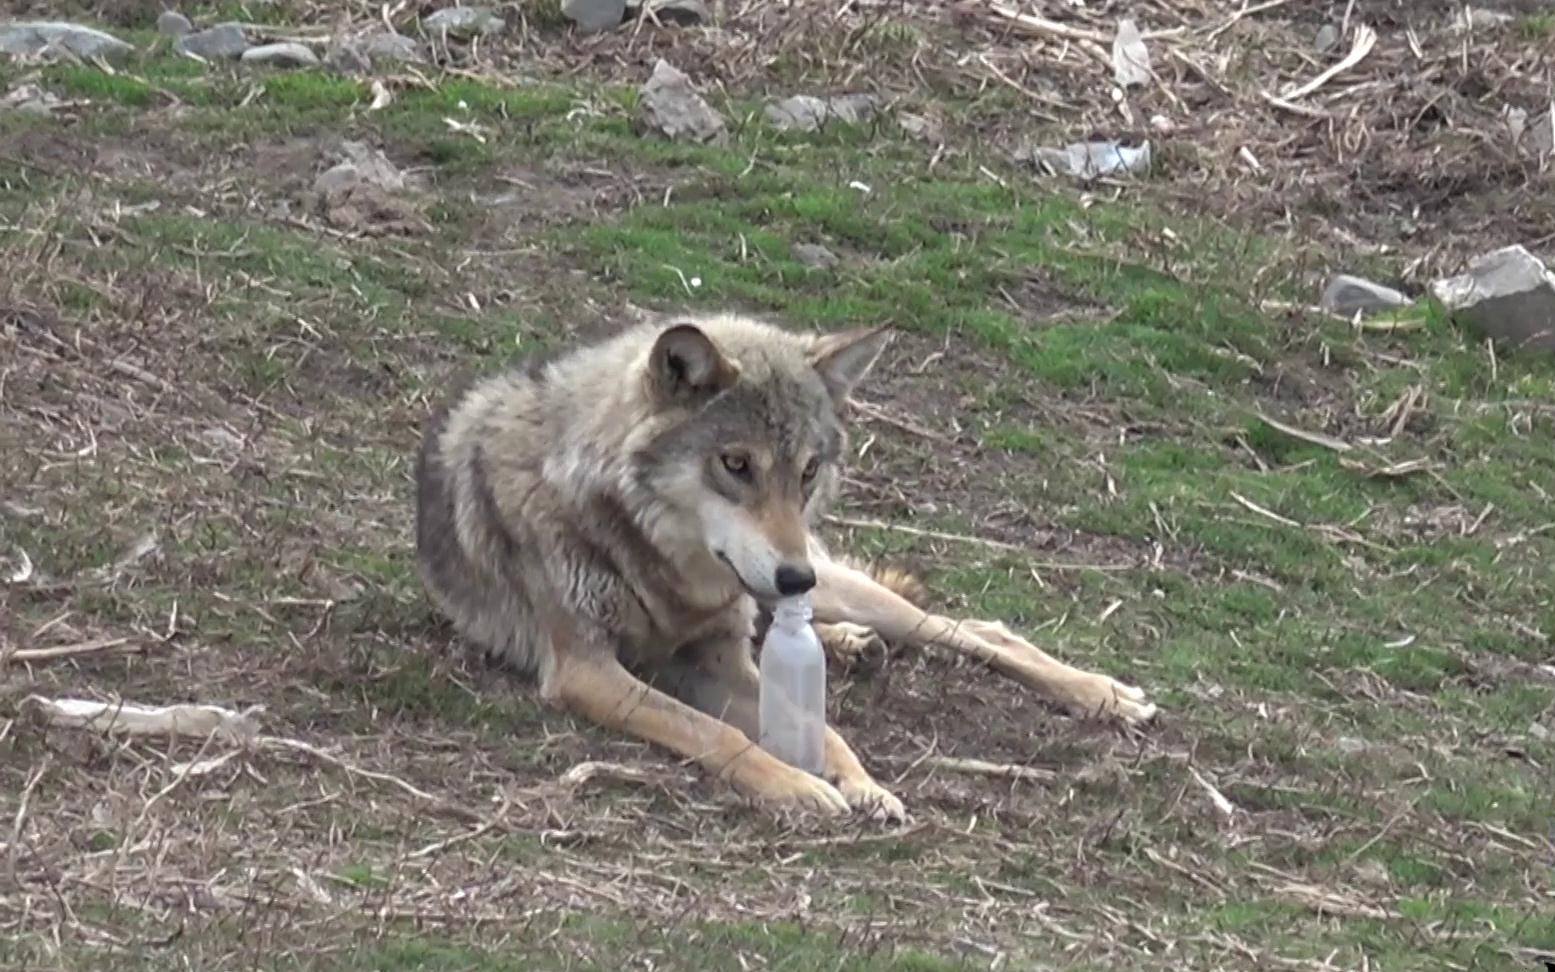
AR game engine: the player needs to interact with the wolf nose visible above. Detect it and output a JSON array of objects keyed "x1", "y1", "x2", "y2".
[{"x1": 774, "y1": 564, "x2": 817, "y2": 596}]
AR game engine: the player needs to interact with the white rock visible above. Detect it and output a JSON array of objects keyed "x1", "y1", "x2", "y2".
[
  {"x1": 0, "y1": 21, "x2": 135, "y2": 61},
  {"x1": 241, "y1": 42, "x2": 320, "y2": 68},
  {"x1": 1321, "y1": 274, "x2": 1409, "y2": 316},
  {"x1": 1430, "y1": 245, "x2": 1555, "y2": 353}
]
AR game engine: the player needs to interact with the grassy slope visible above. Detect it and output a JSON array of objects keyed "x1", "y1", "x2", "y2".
[{"x1": 1, "y1": 24, "x2": 1553, "y2": 972}]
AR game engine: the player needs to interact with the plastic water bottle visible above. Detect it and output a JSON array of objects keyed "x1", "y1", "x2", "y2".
[{"x1": 758, "y1": 594, "x2": 827, "y2": 776}]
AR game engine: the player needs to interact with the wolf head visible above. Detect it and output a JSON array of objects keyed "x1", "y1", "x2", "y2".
[{"x1": 634, "y1": 318, "x2": 891, "y2": 602}]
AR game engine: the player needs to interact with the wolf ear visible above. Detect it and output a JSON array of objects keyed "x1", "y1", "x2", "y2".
[
  {"x1": 648, "y1": 323, "x2": 739, "y2": 403},
  {"x1": 807, "y1": 325, "x2": 893, "y2": 404}
]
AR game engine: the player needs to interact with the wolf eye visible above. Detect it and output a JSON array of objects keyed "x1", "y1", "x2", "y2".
[
  {"x1": 801, "y1": 457, "x2": 821, "y2": 484},
  {"x1": 720, "y1": 452, "x2": 751, "y2": 479}
]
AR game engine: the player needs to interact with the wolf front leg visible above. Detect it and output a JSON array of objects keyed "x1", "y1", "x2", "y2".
[
  {"x1": 655, "y1": 640, "x2": 906, "y2": 823},
  {"x1": 809, "y1": 558, "x2": 1158, "y2": 725},
  {"x1": 539, "y1": 646, "x2": 853, "y2": 815}
]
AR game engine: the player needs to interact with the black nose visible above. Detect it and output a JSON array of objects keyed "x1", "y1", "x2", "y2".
[{"x1": 774, "y1": 564, "x2": 817, "y2": 596}]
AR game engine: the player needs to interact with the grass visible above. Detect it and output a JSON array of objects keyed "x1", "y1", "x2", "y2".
[{"x1": 3, "y1": 13, "x2": 1554, "y2": 972}]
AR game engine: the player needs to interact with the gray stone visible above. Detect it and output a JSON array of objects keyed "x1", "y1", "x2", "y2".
[
  {"x1": 765, "y1": 93, "x2": 879, "y2": 132},
  {"x1": 1451, "y1": 6, "x2": 1513, "y2": 31},
  {"x1": 157, "y1": 11, "x2": 192, "y2": 37},
  {"x1": 1321, "y1": 274, "x2": 1410, "y2": 317},
  {"x1": 1334, "y1": 736, "x2": 1368, "y2": 755},
  {"x1": 314, "y1": 140, "x2": 405, "y2": 195},
  {"x1": 565, "y1": 0, "x2": 627, "y2": 33},
  {"x1": 363, "y1": 30, "x2": 424, "y2": 64},
  {"x1": 625, "y1": 0, "x2": 708, "y2": 25},
  {"x1": 1524, "y1": 102, "x2": 1555, "y2": 158},
  {"x1": 324, "y1": 41, "x2": 370, "y2": 75},
  {"x1": 423, "y1": 6, "x2": 506, "y2": 38},
  {"x1": 792, "y1": 243, "x2": 839, "y2": 269},
  {"x1": 1430, "y1": 244, "x2": 1555, "y2": 353},
  {"x1": 176, "y1": 23, "x2": 250, "y2": 60},
  {"x1": 241, "y1": 42, "x2": 320, "y2": 68},
  {"x1": 635, "y1": 59, "x2": 726, "y2": 144},
  {"x1": 1314, "y1": 23, "x2": 1339, "y2": 53},
  {"x1": 326, "y1": 29, "x2": 425, "y2": 74},
  {"x1": 0, "y1": 21, "x2": 135, "y2": 62}
]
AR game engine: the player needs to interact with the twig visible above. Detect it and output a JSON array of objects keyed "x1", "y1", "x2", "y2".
[
  {"x1": 848, "y1": 398, "x2": 954, "y2": 444},
  {"x1": 1277, "y1": 23, "x2": 1378, "y2": 101},
  {"x1": 8, "y1": 757, "x2": 47, "y2": 887},
  {"x1": 1229, "y1": 492, "x2": 1302, "y2": 529},
  {"x1": 1254, "y1": 412, "x2": 1353, "y2": 453},
  {"x1": 914, "y1": 755, "x2": 1058, "y2": 783},
  {"x1": 1188, "y1": 766, "x2": 1239, "y2": 823},
  {"x1": 823, "y1": 515, "x2": 1131, "y2": 571},
  {"x1": 2, "y1": 636, "x2": 138, "y2": 665}
]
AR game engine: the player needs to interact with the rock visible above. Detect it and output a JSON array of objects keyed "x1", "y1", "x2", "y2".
[
  {"x1": 896, "y1": 110, "x2": 943, "y2": 143},
  {"x1": 0, "y1": 21, "x2": 135, "y2": 62},
  {"x1": 792, "y1": 243, "x2": 839, "y2": 269},
  {"x1": 635, "y1": 59, "x2": 726, "y2": 144},
  {"x1": 363, "y1": 30, "x2": 424, "y2": 64},
  {"x1": 1531, "y1": 721, "x2": 1550, "y2": 742},
  {"x1": 1430, "y1": 245, "x2": 1555, "y2": 353},
  {"x1": 1314, "y1": 23, "x2": 1339, "y2": 54},
  {"x1": 156, "y1": 11, "x2": 192, "y2": 37},
  {"x1": 1334, "y1": 736, "x2": 1368, "y2": 755},
  {"x1": 176, "y1": 23, "x2": 250, "y2": 60},
  {"x1": 311, "y1": 141, "x2": 423, "y2": 235},
  {"x1": 1321, "y1": 274, "x2": 1410, "y2": 317},
  {"x1": 241, "y1": 42, "x2": 320, "y2": 68},
  {"x1": 1521, "y1": 102, "x2": 1555, "y2": 158},
  {"x1": 1, "y1": 83, "x2": 64, "y2": 115},
  {"x1": 624, "y1": 0, "x2": 708, "y2": 25},
  {"x1": 324, "y1": 41, "x2": 370, "y2": 74},
  {"x1": 327, "y1": 29, "x2": 424, "y2": 74},
  {"x1": 1451, "y1": 6, "x2": 1513, "y2": 31},
  {"x1": 1018, "y1": 139, "x2": 1152, "y2": 181},
  {"x1": 765, "y1": 93, "x2": 879, "y2": 132},
  {"x1": 564, "y1": 0, "x2": 627, "y2": 33},
  {"x1": 314, "y1": 140, "x2": 406, "y2": 195},
  {"x1": 423, "y1": 6, "x2": 506, "y2": 38}
]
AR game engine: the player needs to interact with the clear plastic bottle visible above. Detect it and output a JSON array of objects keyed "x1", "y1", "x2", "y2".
[{"x1": 758, "y1": 594, "x2": 827, "y2": 776}]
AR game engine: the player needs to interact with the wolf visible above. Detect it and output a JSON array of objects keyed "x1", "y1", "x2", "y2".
[{"x1": 414, "y1": 311, "x2": 1156, "y2": 821}]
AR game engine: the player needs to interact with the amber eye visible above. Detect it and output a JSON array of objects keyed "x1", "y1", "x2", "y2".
[
  {"x1": 721, "y1": 452, "x2": 751, "y2": 479},
  {"x1": 801, "y1": 457, "x2": 821, "y2": 484}
]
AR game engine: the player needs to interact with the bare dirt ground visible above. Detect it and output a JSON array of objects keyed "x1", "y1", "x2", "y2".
[{"x1": 2, "y1": 1, "x2": 1554, "y2": 969}]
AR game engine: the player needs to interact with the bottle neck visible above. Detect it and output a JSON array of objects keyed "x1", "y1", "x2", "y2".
[{"x1": 770, "y1": 595, "x2": 814, "y2": 634}]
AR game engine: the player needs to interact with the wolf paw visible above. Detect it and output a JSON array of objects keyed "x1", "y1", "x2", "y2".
[
  {"x1": 816, "y1": 621, "x2": 886, "y2": 667},
  {"x1": 958, "y1": 619, "x2": 1159, "y2": 726},
  {"x1": 756, "y1": 767, "x2": 851, "y2": 817},
  {"x1": 837, "y1": 777, "x2": 907, "y2": 824},
  {"x1": 1070, "y1": 674, "x2": 1158, "y2": 725}
]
